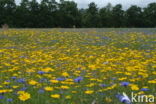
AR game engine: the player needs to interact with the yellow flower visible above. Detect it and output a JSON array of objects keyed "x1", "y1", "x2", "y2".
[
  {"x1": 118, "y1": 77, "x2": 127, "y2": 81},
  {"x1": 12, "y1": 86, "x2": 19, "y2": 89},
  {"x1": 44, "y1": 87, "x2": 54, "y2": 91},
  {"x1": 124, "y1": 72, "x2": 132, "y2": 76},
  {"x1": 18, "y1": 92, "x2": 31, "y2": 101},
  {"x1": 130, "y1": 84, "x2": 139, "y2": 91},
  {"x1": 3, "y1": 81, "x2": 10, "y2": 85},
  {"x1": 88, "y1": 65, "x2": 96, "y2": 70},
  {"x1": 137, "y1": 91, "x2": 144, "y2": 95},
  {"x1": 152, "y1": 65, "x2": 156, "y2": 68},
  {"x1": 152, "y1": 71, "x2": 156, "y2": 75},
  {"x1": 50, "y1": 79, "x2": 59, "y2": 84},
  {"x1": 0, "y1": 89, "x2": 13, "y2": 93},
  {"x1": 28, "y1": 80, "x2": 38, "y2": 85},
  {"x1": 85, "y1": 90, "x2": 94, "y2": 94},
  {"x1": 86, "y1": 83, "x2": 95, "y2": 87},
  {"x1": 51, "y1": 94, "x2": 60, "y2": 99},
  {"x1": 0, "y1": 90, "x2": 8, "y2": 93},
  {"x1": 60, "y1": 85, "x2": 69, "y2": 89},
  {"x1": 62, "y1": 72, "x2": 69, "y2": 77},
  {"x1": 66, "y1": 78, "x2": 73, "y2": 82},
  {"x1": 65, "y1": 95, "x2": 71, "y2": 99},
  {"x1": 148, "y1": 79, "x2": 156, "y2": 84},
  {"x1": 17, "y1": 91, "x2": 25, "y2": 94},
  {"x1": 42, "y1": 67, "x2": 54, "y2": 72}
]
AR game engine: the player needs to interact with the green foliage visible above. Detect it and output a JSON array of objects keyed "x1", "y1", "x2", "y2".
[
  {"x1": 83, "y1": 2, "x2": 100, "y2": 27},
  {"x1": 58, "y1": 0, "x2": 81, "y2": 27},
  {"x1": 0, "y1": 0, "x2": 156, "y2": 28},
  {"x1": 0, "y1": 0, "x2": 16, "y2": 27},
  {"x1": 143, "y1": 3, "x2": 156, "y2": 27},
  {"x1": 126, "y1": 5, "x2": 143, "y2": 27},
  {"x1": 112, "y1": 4, "x2": 125, "y2": 27},
  {"x1": 99, "y1": 3, "x2": 113, "y2": 27}
]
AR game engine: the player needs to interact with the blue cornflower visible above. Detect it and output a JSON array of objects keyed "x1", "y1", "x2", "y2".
[
  {"x1": 38, "y1": 89, "x2": 45, "y2": 94},
  {"x1": 7, "y1": 98, "x2": 13, "y2": 102},
  {"x1": 11, "y1": 76, "x2": 16, "y2": 80},
  {"x1": 121, "y1": 82, "x2": 130, "y2": 87},
  {"x1": 0, "y1": 95, "x2": 4, "y2": 99},
  {"x1": 56, "y1": 77, "x2": 66, "y2": 81},
  {"x1": 74, "y1": 76, "x2": 83, "y2": 83},
  {"x1": 20, "y1": 87, "x2": 27, "y2": 91},
  {"x1": 5, "y1": 80, "x2": 10, "y2": 82},
  {"x1": 16, "y1": 78, "x2": 25, "y2": 83},
  {"x1": 100, "y1": 84, "x2": 107, "y2": 87},
  {"x1": 38, "y1": 71, "x2": 45, "y2": 74},
  {"x1": 141, "y1": 88, "x2": 149, "y2": 91}
]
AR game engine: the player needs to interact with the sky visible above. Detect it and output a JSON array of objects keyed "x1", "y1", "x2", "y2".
[{"x1": 16, "y1": 0, "x2": 156, "y2": 9}]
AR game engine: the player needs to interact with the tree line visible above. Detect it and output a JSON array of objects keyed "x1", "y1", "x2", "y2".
[{"x1": 0, "y1": 0, "x2": 156, "y2": 28}]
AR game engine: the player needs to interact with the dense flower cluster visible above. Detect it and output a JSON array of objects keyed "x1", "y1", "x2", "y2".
[{"x1": 0, "y1": 29, "x2": 156, "y2": 104}]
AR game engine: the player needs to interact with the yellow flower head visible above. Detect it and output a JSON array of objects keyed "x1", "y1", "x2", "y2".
[
  {"x1": 62, "y1": 72, "x2": 69, "y2": 77},
  {"x1": 130, "y1": 84, "x2": 139, "y2": 91},
  {"x1": 3, "y1": 81, "x2": 10, "y2": 85},
  {"x1": 42, "y1": 67, "x2": 54, "y2": 72},
  {"x1": 0, "y1": 89, "x2": 13, "y2": 93},
  {"x1": 60, "y1": 85, "x2": 69, "y2": 90},
  {"x1": 51, "y1": 94, "x2": 60, "y2": 99},
  {"x1": 88, "y1": 64, "x2": 96, "y2": 70},
  {"x1": 18, "y1": 92, "x2": 31, "y2": 101},
  {"x1": 50, "y1": 79, "x2": 59, "y2": 84},
  {"x1": 12, "y1": 86, "x2": 19, "y2": 89},
  {"x1": 17, "y1": 91, "x2": 25, "y2": 95},
  {"x1": 85, "y1": 90, "x2": 94, "y2": 94},
  {"x1": 44, "y1": 86, "x2": 54, "y2": 91},
  {"x1": 28, "y1": 80, "x2": 38, "y2": 85}
]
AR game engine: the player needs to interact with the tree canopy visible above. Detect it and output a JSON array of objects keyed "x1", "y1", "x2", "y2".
[{"x1": 0, "y1": 0, "x2": 156, "y2": 28}]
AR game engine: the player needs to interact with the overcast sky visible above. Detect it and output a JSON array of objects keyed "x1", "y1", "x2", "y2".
[{"x1": 16, "y1": 0, "x2": 156, "y2": 9}]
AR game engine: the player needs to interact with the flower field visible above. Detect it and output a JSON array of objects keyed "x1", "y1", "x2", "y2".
[{"x1": 0, "y1": 29, "x2": 156, "y2": 104}]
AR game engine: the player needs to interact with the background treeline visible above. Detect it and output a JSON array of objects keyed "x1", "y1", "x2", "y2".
[{"x1": 0, "y1": 0, "x2": 156, "y2": 28}]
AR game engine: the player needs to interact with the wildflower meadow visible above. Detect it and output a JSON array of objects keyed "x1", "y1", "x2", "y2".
[{"x1": 0, "y1": 29, "x2": 156, "y2": 104}]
